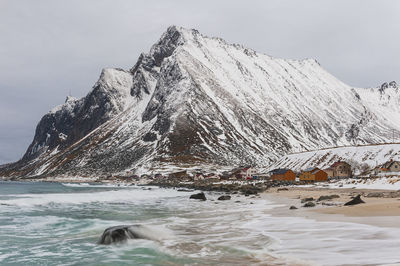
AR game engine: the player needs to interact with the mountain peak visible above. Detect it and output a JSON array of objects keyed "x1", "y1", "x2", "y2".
[
  {"x1": 379, "y1": 81, "x2": 398, "y2": 94},
  {"x1": 65, "y1": 95, "x2": 77, "y2": 103},
  {"x1": 148, "y1": 26, "x2": 189, "y2": 67}
]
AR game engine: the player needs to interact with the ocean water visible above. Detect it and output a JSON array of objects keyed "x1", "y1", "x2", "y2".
[{"x1": 0, "y1": 181, "x2": 399, "y2": 266}]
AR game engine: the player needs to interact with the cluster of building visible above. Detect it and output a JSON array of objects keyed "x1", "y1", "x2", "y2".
[
  {"x1": 269, "y1": 161, "x2": 352, "y2": 182},
  {"x1": 111, "y1": 159, "x2": 400, "y2": 183},
  {"x1": 175, "y1": 166, "x2": 259, "y2": 181}
]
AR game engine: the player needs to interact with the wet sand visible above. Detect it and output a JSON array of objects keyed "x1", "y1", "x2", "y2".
[{"x1": 263, "y1": 187, "x2": 400, "y2": 228}]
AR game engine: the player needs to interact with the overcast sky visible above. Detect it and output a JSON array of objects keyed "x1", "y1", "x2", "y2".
[{"x1": 0, "y1": 0, "x2": 399, "y2": 164}]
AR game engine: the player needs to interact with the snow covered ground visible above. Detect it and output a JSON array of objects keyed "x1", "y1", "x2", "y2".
[{"x1": 309, "y1": 177, "x2": 400, "y2": 190}]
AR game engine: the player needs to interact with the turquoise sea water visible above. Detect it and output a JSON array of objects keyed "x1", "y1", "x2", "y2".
[
  {"x1": 1, "y1": 181, "x2": 400, "y2": 266},
  {"x1": 0, "y1": 181, "x2": 278, "y2": 265}
]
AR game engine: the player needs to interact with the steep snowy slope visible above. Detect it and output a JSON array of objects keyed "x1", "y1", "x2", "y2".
[
  {"x1": 268, "y1": 143, "x2": 400, "y2": 173},
  {"x1": 354, "y1": 81, "x2": 400, "y2": 129},
  {"x1": 1, "y1": 26, "x2": 400, "y2": 178}
]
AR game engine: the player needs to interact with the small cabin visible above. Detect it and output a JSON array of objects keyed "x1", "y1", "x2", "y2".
[
  {"x1": 193, "y1": 173, "x2": 205, "y2": 181},
  {"x1": 241, "y1": 167, "x2": 257, "y2": 179},
  {"x1": 299, "y1": 167, "x2": 328, "y2": 182},
  {"x1": 327, "y1": 161, "x2": 352, "y2": 178},
  {"x1": 372, "y1": 160, "x2": 400, "y2": 175},
  {"x1": 205, "y1": 173, "x2": 220, "y2": 180},
  {"x1": 382, "y1": 160, "x2": 400, "y2": 172},
  {"x1": 230, "y1": 166, "x2": 257, "y2": 179},
  {"x1": 269, "y1": 169, "x2": 296, "y2": 181}
]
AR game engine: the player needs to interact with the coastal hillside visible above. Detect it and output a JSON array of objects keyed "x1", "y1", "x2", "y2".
[
  {"x1": 268, "y1": 143, "x2": 400, "y2": 173},
  {"x1": 1, "y1": 26, "x2": 400, "y2": 178}
]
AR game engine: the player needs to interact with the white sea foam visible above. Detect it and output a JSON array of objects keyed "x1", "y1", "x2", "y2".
[
  {"x1": 1, "y1": 184, "x2": 400, "y2": 265},
  {"x1": 239, "y1": 209, "x2": 400, "y2": 265},
  {"x1": 0, "y1": 187, "x2": 183, "y2": 207},
  {"x1": 61, "y1": 182, "x2": 135, "y2": 188}
]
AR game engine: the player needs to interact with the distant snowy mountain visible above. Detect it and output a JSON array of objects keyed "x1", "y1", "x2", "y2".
[{"x1": 1, "y1": 26, "x2": 400, "y2": 178}]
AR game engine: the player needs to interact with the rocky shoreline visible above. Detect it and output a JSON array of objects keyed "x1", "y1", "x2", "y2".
[{"x1": 148, "y1": 179, "x2": 308, "y2": 196}]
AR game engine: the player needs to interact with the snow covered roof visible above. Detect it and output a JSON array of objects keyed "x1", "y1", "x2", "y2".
[
  {"x1": 270, "y1": 168, "x2": 291, "y2": 175},
  {"x1": 304, "y1": 167, "x2": 317, "y2": 172},
  {"x1": 331, "y1": 161, "x2": 350, "y2": 168}
]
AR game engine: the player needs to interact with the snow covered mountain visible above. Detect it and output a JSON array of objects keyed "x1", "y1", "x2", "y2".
[{"x1": 1, "y1": 26, "x2": 400, "y2": 178}]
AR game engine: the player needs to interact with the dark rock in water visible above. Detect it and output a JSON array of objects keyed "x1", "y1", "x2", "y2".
[
  {"x1": 301, "y1": 197, "x2": 314, "y2": 203},
  {"x1": 344, "y1": 195, "x2": 365, "y2": 206},
  {"x1": 317, "y1": 195, "x2": 340, "y2": 201},
  {"x1": 218, "y1": 195, "x2": 231, "y2": 200},
  {"x1": 289, "y1": 206, "x2": 298, "y2": 210},
  {"x1": 98, "y1": 225, "x2": 148, "y2": 245},
  {"x1": 303, "y1": 202, "x2": 316, "y2": 207},
  {"x1": 277, "y1": 188, "x2": 289, "y2": 191},
  {"x1": 189, "y1": 192, "x2": 206, "y2": 201},
  {"x1": 235, "y1": 201, "x2": 241, "y2": 203},
  {"x1": 242, "y1": 187, "x2": 258, "y2": 195},
  {"x1": 177, "y1": 189, "x2": 194, "y2": 192}
]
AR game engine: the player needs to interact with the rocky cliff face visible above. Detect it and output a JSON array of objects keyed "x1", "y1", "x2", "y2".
[
  {"x1": 23, "y1": 68, "x2": 134, "y2": 162},
  {"x1": 2, "y1": 26, "x2": 400, "y2": 178}
]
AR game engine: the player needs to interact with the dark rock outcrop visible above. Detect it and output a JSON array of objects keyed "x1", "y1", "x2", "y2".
[
  {"x1": 189, "y1": 192, "x2": 207, "y2": 201},
  {"x1": 317, "y1": 195, "x2": 340, "y2": 201},
  {"x1": 98, "y1": 225, "x2": 150, "y2": 245},
  {"x1": 344, "y1": 195, "x2": 365, "y2": 206},
  {"x1": 217, "y1": 195, "x2": 231, "y2": 201},
  {"x1": 289, "y1": 205, "x2": 298, "y2": 210},
  {"x1": 177, "y1": 189, "x2": 194, "y2": 192},
  {"x1": 303, "y1": 202, "x2": 316, "y2": 207},
  {"x1": 301, "y1": 197, "x2": 314, "y2": 203},
  {"x1": 277, "y1": 188, "x2": 289, "y2": 191},
  {"x1": 365, "y1": 192, "x2": 385, "y2": 198}
]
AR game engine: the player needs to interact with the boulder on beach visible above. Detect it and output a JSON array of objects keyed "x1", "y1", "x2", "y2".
[
  {"x1": 289, "y1": 206, "x2": 298, "y2": 210},
  {"x1": 301, "y1": 197, "x2": 314, "y2": 203},
  {"x1": 344, "y1": 194, "x2": 365, "y2": 206},
  {"x1": 277, "y1": 188, "x2": 289, "y2": 191},
  {"x1": 217, "y1": 195, "x2": 231, "y2": 200},
  {"x1": 388, "y1": 191, "x2": 400, "y2": 198},
  {"x1": 317, "y1": 195, "x2": 340, "y2": 201},
  {"x1": 242, "y1": 189, "x2": 258, "y2": 195},
  {"x1": 365, "y1": 192, "x2": 385, "y2": 198},
  {"x1": 189, "y1": 192, "x2": 207, "y2": 201},
  {"x1": 303, "y1": 202, "x2": 316, "y2": 207}
]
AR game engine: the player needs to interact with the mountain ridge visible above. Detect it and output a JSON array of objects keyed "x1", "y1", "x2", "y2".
[{"x1": 1, "y1": 25, "x2": 400, "y2": 178}]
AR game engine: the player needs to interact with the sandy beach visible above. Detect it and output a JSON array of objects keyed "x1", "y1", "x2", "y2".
[{"x1": 263, "y1": 186, "x2": 400, "y2": 228}]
